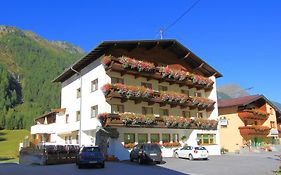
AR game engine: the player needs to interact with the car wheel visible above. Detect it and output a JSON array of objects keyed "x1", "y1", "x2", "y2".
[
  {"x1": 203, "y1": 158, "x2": 208, "y2": 160},
  {"x1": 100, "y1": 162, "x2": 105, "y2": 168},
  {"x1": 189, "y1": 154, "x2": 194, "y2": 161},
  {"x1": 156, "y1": 161, "x2": 161, "y2": 164},
  {"x1": 78, "y1": 164, "x2": 82, "y2": 169},
  {"x1": 138, "y1": 157, "x2": 143, "y2": 164},
  {"x1": 175, "y1": 153, "x2": 179, "y2": 158}
]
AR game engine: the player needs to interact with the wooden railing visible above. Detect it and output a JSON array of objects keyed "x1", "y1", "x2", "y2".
[{"x1": 102, "y1": 56, "x2": 214, "y2": 90}]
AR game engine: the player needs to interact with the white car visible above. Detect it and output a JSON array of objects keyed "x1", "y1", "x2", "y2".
[{"x1": 174, "y1": 146, "x2": 209, "y2": 160}]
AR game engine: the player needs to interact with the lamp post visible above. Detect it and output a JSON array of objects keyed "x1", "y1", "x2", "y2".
[{"x1": 71, "y1": 67, "x2": 83, "y2": 147}]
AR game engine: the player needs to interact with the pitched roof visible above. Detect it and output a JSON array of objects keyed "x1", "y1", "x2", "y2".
[
  {"x1": 218, "y1": 95, "x2": 281, "y2": 114},
  {"x1": 218, "y1": 95, "x2": 261, "y2": 108},
  {"x1": 53, "y1": 39, "x2": 222, "y2": 82}
]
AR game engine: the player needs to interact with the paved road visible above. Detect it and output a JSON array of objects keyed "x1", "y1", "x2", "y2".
[{"x1": 0, "y1": 152, "x2": 280, "y2": 175}]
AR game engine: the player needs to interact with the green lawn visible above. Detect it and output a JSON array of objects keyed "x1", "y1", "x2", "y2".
[{"x1": 0, "y1": 129, "x2": 30, "y2": 160}]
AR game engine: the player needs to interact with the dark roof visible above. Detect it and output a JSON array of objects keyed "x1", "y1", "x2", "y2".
[
  {"x1": 53, "y1": 39, "x2": 222, "y2": 82},
  {"x1": 34, "y1": 108, "x2": 66, "y2": 121},
  {"x1": 218, "y1": 94, "x2": 281, "y2": 114}
]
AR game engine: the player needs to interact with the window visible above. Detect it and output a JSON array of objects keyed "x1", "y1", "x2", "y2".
[
  {"x1": 77, "y1": 88, "x2": 81, "y2": 98},
  {"x1": 91, "y1": 79, "x2": 98, "y2": 92},
  {"x1": 172, "y1": 134, "x2": 179, "y2": 142},
  {"x1": 195, "y1": 92, "x2": 202, "y2": 97},
  {"x1": 111, "y1": 77, "x2": 124, "y2": 84},
  {"x1": 197, "y1": 134, "x2": 216, "y2": 145},
  {"x1": 158, "y1": 85, "x2": 168, "y2": 91},
  {"x1": 270, "y1": 108, "x2": 274, "y2": 115},
  {"x1": 162, "y1": 133, "x2": 170, "y2": 143},
  {"x1": 150, "y1": 134, "x2": 160, "y2": 143},
  {"x1": 197, "y1": 112, "x2": 203, "y2": 118},
  {"x1": 124, "y1": 133, "x2": 135, "y2": 144},
  {"x1": 76, "y1": 111, "x2": 80, "y2": 121},
  {"x1": 270, "y1": 121, "x2": 276, "y2": 128},
  {"x1": 181, "y1": 90, "x2": 190, "y2": 96},
  {"x1": 142, "y1": 107, "x2": 153, "y2": 115},
  {"x1": 159, "y1": 108, "x2": 169, "y2": 116},
  {"x1": 69, "y1": 136, "x2": 72, "y2": 144},
  {"x1": 182, "y1": 111, "x2": 191, "y2": 118},
  {"x1": 76, "y1": 135, "x2": 79, "y2": 144},
  {"x1": 138, "y1": 133, "x2": 148, "y2": 143},
  {"x1": 65, "y1": 114, "x2": 69, "y2": 123},
  {"x1": 111, "y1": 104, "x2": 124, "y2": 113},
  {"x1": 141, "y1": 82, "x2": 152, "y2": 89},
  {"x1": 91, "y1": 105, "x2": 98, "y2": 118}
]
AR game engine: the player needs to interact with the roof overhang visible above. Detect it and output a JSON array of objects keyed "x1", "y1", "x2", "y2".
[
  {"x1": 53, "y1": 39, "x2": 222, "y2": 83},
  {"x1": 218, "y1": 95, "x2": 281, "y2": 115}
]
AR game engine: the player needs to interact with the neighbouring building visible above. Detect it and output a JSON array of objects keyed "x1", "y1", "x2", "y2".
[
  {"x1": 218, "y1": 95, "x2": 281, "y2": 153},
  {"x1": 31, "y1": 40, "x2": 222, "y2": 160}
]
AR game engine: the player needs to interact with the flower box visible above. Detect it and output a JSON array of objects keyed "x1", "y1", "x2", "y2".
[
  {"x1": 101, "y1": 55, "x2": 214, "y2": 90},
  {"x1": 238, "y1": 125, "x2": 270, "y2": 136},
  {"x1": 97, "y1": 112, "x2": 218, "y2": 130},
  {"x1": 101, "y1": 83, "x2": 216, "y2": 110}
]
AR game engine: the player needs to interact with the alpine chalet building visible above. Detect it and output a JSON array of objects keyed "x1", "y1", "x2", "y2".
[{"x1": 31, "y1": 40, "x2": 222, "y2": 160}]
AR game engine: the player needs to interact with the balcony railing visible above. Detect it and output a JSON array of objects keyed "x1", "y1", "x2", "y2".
[
  {"x1": 98, "y1": 113, "x2": 218, "y2": 130},
  {"x1": 101, "y1": 56, "x2": 214, "y2": 90},
  {"x1": 238, "y1": 109, "x2": 269, "y2": 121},
  {"x1": 238, "y1": 125, "x2": 270, "y2": 136},
  {"x1": 101, "y1": 83, "x2": 215, "y2": 110}
]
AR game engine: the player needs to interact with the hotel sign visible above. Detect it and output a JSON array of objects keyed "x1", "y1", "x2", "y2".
[
  {"x1": 270, "y1": 129, "x2": 279, "y2": 135},
  {"x1": 219, "y1": 119, "x2": 228, "y2": 126}
]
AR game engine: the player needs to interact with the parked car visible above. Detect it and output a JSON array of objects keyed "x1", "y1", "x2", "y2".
[
  {"x1": 174, "y1": 146, "x2": 208, "y2": 160},
  {"x1": 76, "y1": 146, "x2": 105, "y2": 168},
  {"x1": 130, "y1": 143, "x2": 162, "y2": 164}
]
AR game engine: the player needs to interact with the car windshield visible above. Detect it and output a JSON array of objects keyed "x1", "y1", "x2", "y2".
[
  {"x1": 195, "y1": 147, "x2": 206, "y2": 150},
  {"x1": 82, "y1": 147, "x2": 100, "y2": 152},
  {"x1": 144, "y1": 144, "x2": 161, "y2": 152}
]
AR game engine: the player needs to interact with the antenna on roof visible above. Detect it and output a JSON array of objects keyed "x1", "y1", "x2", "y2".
[{"x1": 159, "y1": 28, "x2": 164, "y2": 39}]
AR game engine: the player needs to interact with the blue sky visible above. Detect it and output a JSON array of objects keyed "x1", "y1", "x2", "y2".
[{"x1": 0, "y1": 0, "x2": 280, "y2": 102}]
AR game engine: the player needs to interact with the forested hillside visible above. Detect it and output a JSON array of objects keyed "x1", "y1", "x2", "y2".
[{"x1": 0, "y1": 26, "x2": 84, "y2": 130}]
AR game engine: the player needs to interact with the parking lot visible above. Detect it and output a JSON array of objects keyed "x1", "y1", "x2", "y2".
[{"x1": 0, "y1": 152, "x2": 280, "y2": 175}]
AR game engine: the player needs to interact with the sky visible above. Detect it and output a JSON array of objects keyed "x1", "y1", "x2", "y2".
[{"x1": 0, "y1": 0, "x2": 280, "y2": 102}]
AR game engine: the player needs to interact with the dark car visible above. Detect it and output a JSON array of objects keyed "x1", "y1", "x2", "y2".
[
  {"x1": 130, "y1": 143, "x2": 162, "y2": 164},
  {"x1": 76, "y1": 146, "x2": 105, "y2": 168}
]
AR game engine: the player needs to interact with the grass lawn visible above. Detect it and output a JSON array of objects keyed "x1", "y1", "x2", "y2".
[{"x1": 0, "y1": 129, "x2": 29, "y2": 161}]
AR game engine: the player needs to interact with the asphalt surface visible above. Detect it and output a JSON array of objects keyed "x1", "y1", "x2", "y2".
[{"x1": 0, "y1": 152, "x2": 280, "y2": 175}]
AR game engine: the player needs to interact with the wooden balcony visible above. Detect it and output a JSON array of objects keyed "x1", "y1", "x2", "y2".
[
  {"x1": 98, "y1": 113, "x2": 218, "y2": 130},
  {"x1": 238, "y1": 109, "x2": 269, "y2": 121},
  {"x1": 104, "y1": 57, "x2": 213, "y2": 91},
  {"x1": 103, "y1": 84, "x2": 215, "y2": 111},
  {"x1": 238, "y1": 125, "x2": 270, "y2": 136}
]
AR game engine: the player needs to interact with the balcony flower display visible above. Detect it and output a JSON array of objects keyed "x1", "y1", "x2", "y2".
[
  {"x1": 101, "y1": 55, "x2": 214, "y2": 89},
  {"x1": 101, "y1": 83, "x2": 114, "y2": 96},
  {"x1": 239, "y1": 125, "x2": 271, "y2": 136},
  {"x1": 97, "y1": 112, "x2": 218, "y2": 130},
  {"x1": 192, "y1": 97, "x2": 215, "y2": 108},
  {"x1": 193, "y1": 118, "x2": 218, "y2": 130},
  {"x1": 163, "y1": 116, "x2": 192, "y2": 128},
  {"x1": 159, "y1": 92, "x2": 190, "y2": 104},
  {"x1": 243, "y1": 109, "x2": 269, "y2": 118},
  {"x1": 101, "y1": 55, "x2": 112, "y2": 68},
  {"x1": 118, "y1": 112, "x2": 156, "y2": 126},
  {"x1": 161, "y1": 142, "x2": 181, "y2": 148},
  {"x1": 119, "y1": 56, "x2": 155, "y2": 72},
  {"x1": 101, "y1": 83, "x2": 215, "y2": 109}
]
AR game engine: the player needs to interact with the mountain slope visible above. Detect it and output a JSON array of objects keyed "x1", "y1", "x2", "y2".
[{"x1": 0, "y1": 25, "x2": 84, "y2": 129}]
